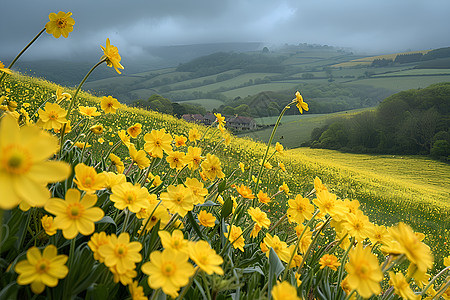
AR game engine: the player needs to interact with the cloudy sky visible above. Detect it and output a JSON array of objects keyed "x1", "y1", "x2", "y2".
[{"x1": 2, "y1": 0, "x2": 450, "y2": 61}]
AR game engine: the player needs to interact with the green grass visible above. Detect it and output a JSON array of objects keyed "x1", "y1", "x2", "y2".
[
  {"x1": 373, "y1": 68, "x2": 450, "y2": 77},
  {"x1": 177, "y1": 98, "x2": 225, "y2": 110},
  {"x1": 347, "y1": 76, "x2": 450, "y2": 92}
]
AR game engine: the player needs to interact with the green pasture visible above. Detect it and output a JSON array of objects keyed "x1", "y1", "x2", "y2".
[
  {"x1": 347, "y1": 75, "x2": 450, "y2": 92},
  {"x1": 176, "y1": 98, "x2": 225, "y2": 110}
]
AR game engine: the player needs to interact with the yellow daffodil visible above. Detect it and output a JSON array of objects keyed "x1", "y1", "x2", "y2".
[
  {"x1": 55, "y1": 87, "x2": 71, "y2": 104},
  {"x1": 0, "y1": 115, "x2": 70, "y2": 209},
  {"x1": 111, "y1": 182, "x2": 150, "y2": 213},
  {"x1": 278, "y1": 162, "x2": 286, "y2": 172},
  {"x1": 118, "y1": 130, "x2": 132, "y2": 149},
  {"x1": 188, "y1": 127, "x2": 201, "y2": 142},
  {"x1": 272, "y1": 281, "x2": 301, "y2": 300},
  {"x1": 166, "y1": 150, "x2": 187, "y2": 170},
  {"x1": 139, "y1": 204, "x2": 171, "y2": 234},
  {"x1": 200, "y1": 153, "x2": 225, "y2": 181},
  {"x1": 101, "y1": 38, "x2": 124, "y2": 74},
  {"x1": 141, "y1": 248, "x2": 195, "y2": 298},
  {"x1": 293, "y1": 91, "x2": 308, "y2": 114},
  {"x1": 226, "y1": 225, "x2": 245, "y2": 252},
  {"x1": 128, "y1": 281, "x2": 147, "y2": 300},
  {"x1": 189, "y1": 240, "x2": 224, "y2": 275},
  {"x1": 185, "y1": 177, "x2": 208, "y2": 205},
  {"x1": 36, "y1": 102, "x2": 68, "y2": 130},
  {"x1": 73, "y1": 163, "x2": 107, "y2": 194},
  {"x1": 109, "y1": 153, "x2": 125, "y2": 173},
  {"x1": 248, "y1": 207, "x2": 271, "y2": 229},
  {"x1": 158, "y1": 230, "x2": 190, "y2": 254},
  {"x1": 389, "y1": 272, "x2": 420, "y2": 300},
  {"x1": 45, "y1": 188, "x2": 104, "y2": 239},
  {"x1": 343, "y1": 210, "x2": 372, "y2": 242},
  {"x1": 160, "y1": 184, "x2": 194, "y2": 217},
  {"x1": 101, "y1": 95, "x2": 121, "y2": 113},
  {"x1": 143, "y1": 128, "x2": 173, "y2": 158},
  {"x1": 278, "y1": 181, "x2": 290, "y2": 195},
  {"x1": 185, "y1": 146, "x2": 203, "y2": 170},
  {"x1": 89, "y1": 124, "x2": 104, "y2": 135},
  {"x1": 257, "y1": 190, "x2": 271, "y2": 204},
  {"x1": 103, "y1": 171, "x2": 126, "y2": 189},
  {"x1": 319, "y1": 254, "x2": 341, "y2": 271},
  {"x1": 98, "y1": 232, "x2": 142, "y2": 274},
  {"x1": 174, "y1": 134, "x2": 187, "y2": 147},
  {"x1": 197, "y1": 210, "x2": 216, "y2": 227},
  {"x1": 287, "y1": 194, "x2": 315, "y2": 224},
  {"x1": 88, "y1": 232, "x2": 111, "y2": 263},
  {"x1": 15, "y1": 245, "x2": 68, "y2": 294},
  {"x1": 45, "y1": 11, "x2": 75, "y2": 38},
  {"x1": 275, "y1": 142, "x2": 284, "y2": 155},
  {"x1": 41, "y1": 215, "x2": 57, "y2": 236},
  {"x1": 79, "y1": 106, "x2": 101, "y2": 118},
  {"x1": 129, "y1": 144, "x2": 150, "y2": 169},
  {"x1": 127, "y1": 123, "x2": 142, "y2": 138},
  {"x1": 263, "y1": 233, "x2": 290, "y2": 262}
]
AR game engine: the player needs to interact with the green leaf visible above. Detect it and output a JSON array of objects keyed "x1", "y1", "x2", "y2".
[
  {"x1": 242, "y1": 266, "x2": 264, "y2": 276},
  {"x1": 218, "y1": 178, "x2": 227, "y2": 193},
  {"x1": 196, "y1": 200, "x2": 219, "y2": 207},
  {"x1": 186, "y1": 211, "x2": 204, "y2": 240},
  {"x1": 268, "y1": 247, "x2": 284, "y2": 300},
  {"x1": 221, "y1": 197, "x2": 233, "y2": 219}
]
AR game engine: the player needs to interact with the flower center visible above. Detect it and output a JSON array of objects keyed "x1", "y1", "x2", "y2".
[
  {"x1": 115, "y1": 244, "x2": 127, "y2": 257},
  {"x1": 35, "y1": 259, "x2": 50, "y2": 274},
  {"x1": 2, "y1": 145, "x2": 33, "y2": 175},
  {"x1": 356, "y1": 265, "x2": 369, "y2": 279},
  {"x1": 124, "y1": 192, "x2": 136, "y2": 204},
  {"x1": 161, "y1": 262, "x2": 176, "y2": 276},
  {"x1": 83, "y1": 176, "x2": 94, "y2": 187},
  {"x1": 67, "y1": 203, "x2": 84, "y2": 220},
  {"x1": 48, "y1": 111, "x2": 58, "y2": 121},
  {"x1": 56, "y1": 18, "x2": 67, "y2": 28}
]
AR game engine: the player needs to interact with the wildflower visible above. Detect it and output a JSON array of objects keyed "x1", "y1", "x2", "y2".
[
  {"x1": 98, "y1": 138, "x2": 104, "y2": 144},
  {"x1": 257, "y1": 190, "x2": 271, "y2": 204},
  {"x1": 110, "y1": 153, "x2": 125, "y2": 173},
  {"x1": 293, "y1": 91, "x2": 308, "y2": 114},
  {"x1": 407, "y1": 264, "x2": 430, "y2": 289},
  {"x1": 144, "y1": 128, "x2": 173, "y2": 158},
  {"x1": 55, "y1": 87, "x2": 71, "y2": 104},
  {"x1": 368, "y1": 224, "x2": 390, "y2": 245},
  {"x1": 299, "y1": 230, "x2": 313, "y2": 254},
  {"x1": 314, "y1": 177, "x2": 327, "y2": 193},
  {"x1": 166, "y1": 151, "x2": 186, "y2": 170},
  {"x1": 198, "y1": 210, "x2": 216, "y2": 227},
  {"x1": 263, "y1": 161, "x2": 273, "y2": 169},
  {"x1": 127, "y1": 123, "x2": 142, "y2": 138},
  {"x1": 185, "y1": 177, "x2": 208, "y2": 205},
  {"x1": 314, "y1": 190, "x2": 346, "y2": 221},
  {"x1": 279, "y1": 182, "x2": 290, "y2": 195},
  {"x1": 201, "y1": 153, "x2": 225, "y2": 181},
  {"x1": 45, "y1": 11, "x2": 75, "y2": 38},
  {"x1": 239, "y1": 162, "x2": 245, "y2": 172},
  {"x1": 160, "y1": 185, "x2": 194, "y2": 217},
  {"x1": 344, "y1": 243, "x2": 382, "y2": 298},
  {"x1": 236, "y1": 184, "x2": 255, "y2": 199},
  {"x1": 148, "y1": 173, "x2": 162, "y2": 187},
  {"x1": 36, "y1": 102, "x2": 67, "y2": 130},
  {"x1": 319, "y1": 254, "x2": 341, "y2": 271},
  {"x1": 287, "y1": 194, "x2": 315, "y2": 224},
  {"x1": 41, "y1": 215, "x2": 57, "y2": 236},
  {"x1": 389, "y1": 272, "x2": 419, "y2": 300},
  {"x1": 118, "y1": 130, "x2": 131, "y2": 148},
  {"x1": 129, "y1": 144, "x2": 150, "y2": 169},
  {"x1": 158, "y1": 230, "x2": 189, "y2": 254},
  {"x1": 73, "y1": 163, "x2": 106, "y2": 194},
  {"x1": 185, "y1": 146, "x2": 203, "y2": 170},
  {"x1": 214, "y1": 113, "x2": 226, "y2": 129},
  {"x1": 101, "y1": 95, "x2": 121, "y2": 113},
  {"x1": 263, "y1": 233, "x2": 290, "y2": 262},
  {"x1": 100, "y1": 38, "x2": 124, "y2": 74},
  {"x1": 223, "y1": 132, "x2": 231, "y2": 145},
  {"x1": 88, "y1": 231, "x2": 110, "y2": 263},
  {"x1": 98, "y1": 232, "x2": 142, "y2": 274},
  {"x1": 111, "y1": 182, "x2": 150, "y2": 213},
  {"x1": 251, "y1": 224, "x2": 262, "y2": 238},
  {"x1": 226, "y1": 225, "x2": 245, "y2": 252},
  {"x1": 343, "y1": 198, "x2": 360, "y2": 215},
  {"x1": 89, "y1": 124, "x2": 104, "y2": 135},
  {"x1": 189, "y1": 240, "x2": 224, "y2": 275},
  {"x1": 275, "y1": 142, "x2": 284, "y2": 155},
  {"x1": 74, "y1": 141, "x2": 91, "y2": 149},
  {"x1": 78, "y1": 105, "x2": 101, "y2": 118},
  {"x1": 188, "y1": 128, "x2": 201, "y2": 142},
  {"x1": 110, "y1": 265, "x2": 136, "y2": 285},
  {"x1": 248, "y1": 207, "x2": 271, "y2": 229},
  {"x1": 445, "y1": 256, "x2": 450, "y2": 267},
  {"x1": 343, "y1": 210, "x2": 372, "y2": 242},
  {"x1": 174, "y1": 134, "x2": 187, "y2": 147},
  {"x1": 139, "y1": 204, "x2": 171, "y2": 233},
  {"x1": 278, "y1": 162, "x2": 286, "y2": 172},
  {"x1": 0, "y1": 60, "x2": 12, "y2": 74},
  {"x1": 271, "y1": 281, "x2": 301, "y2": 300},
  {"x1": 0, "y1": 115, "x2": 70, "y2": 209},
  {"x1": 128, "y1": 281, "x2": 147, "y2": 300},
  {"x1": 7, "y1": 100, "x2": 17, "y2": 112},
  {"x1": 389, "y1": 222, "x2": 433, "y2": 273},
  {"x1": 104, "y1": 172, "x2": 126, "y2": 189},
  {"x1": 141, "y1": 248, "x2": 195, "y2": 298},
  {"x1": 45, "y1": 189, "x2": 104, "y2": 239},
  {"x1": 15, "y1": 245, "x2": 68, "y2": 294}
]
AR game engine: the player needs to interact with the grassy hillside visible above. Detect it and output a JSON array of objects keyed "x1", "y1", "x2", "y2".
[{"x1": 3, "y1": 73, "x2": 449, "y2": 261}]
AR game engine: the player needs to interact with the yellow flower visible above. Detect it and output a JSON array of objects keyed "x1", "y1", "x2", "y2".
[
  {"x1": 88, "y1": 232, "x2": 111, "y2": 263},
  {"x1": 110, "y1": 265, "x2": 136, "y2": 285},
  {"x1": 239, "y1": 162, "x2": 245, "y2": 172},
  {"x1": 111, "y1": 182, "x2": 150, "y2": 213},
  {"x1": 189, "y1": 240, "x2": 224, "y2": 275},
  {"x1": 101, "y1": 95, "x2": 121, "y2": 113},
  {"x1": 118, "y1": 130, "x2": 132, "y2": 149},
  {"x1": 98, "y1": 232, "x2": 142, "y2": 274},
  {"x1": 248, "y1": 207, "x2": 271, "y2": 229},
  {"x1": 319, "y1": 254, "x2": 341, "y2": 271},
  {"x1": 139, "y1": 204, "x2": 171, "y2": 233},
  {"x1": 41, "y1": 215, "x2": 57, "y2": 236},
  {"x1": 214, "y1": 113, "x2": 226, "y2": 128},
  {"x1": 74, "y1": 141, "x2": 91, "y2": 149},
  {"x1": 128, "y1": 281, "x2": 147, "y2": 300},
  {"x1": 275, "y1": 142, "x2": 284, "y2": 155},
  {"x1": 158, "y1": 230, "x2": 189, "y2": 254},
  {"x1": 0, "y1": 60, "x2": 12, "y2": 74},
  {"x1": 45, "y1": 11, "x2": 75, "y2": 38},
  {"x1": 129, "y1": 144, "x2": 150, "y2": 169},
  {"x1": 198, "y1": 210, "x2": 216, "y2": 227},
  {"x1": 166, "y1": 151, "x2": 187, "y2": 170},
  {"x1": 104, "y1": 171, "x2": 126, "y2": 189},
  {"x1": 314, "y1": 177, "x2": 327, "y2": 193},
  {"x1": 236, "y1": 184, "x2": 255, "y2": 199},
  {"x1": 0, "y1": 115, "x2": 70, "y2": 209},
  {"x1": 389, "y1": 272, "x2": 420, "y2": 300},
  {"x1": 287, "y1": 194, "x2": 315, "y2": 224},
  {"x1": 389, "y1": 222, "x2": 433, "y2": 273},
  {"x1": 251, "y1": 224, "x2": 262, "y2": 238},
  {"x1": 73, "y1": 163, "x2": 107, "y2": 194},
  {"x1": 55, "y1": 87, "x2": 71, "y2": 104},
  {"x1": 313, "y1": 190, "x2": 346, "y2": 221},
  {"x1": 226, "y1": 225, "x2": 245, "y2": 252},
  {"x1": 188, "y1": 128, "x2": 201, "y2": 142},
  {"x1": 185, "y1": 146, "x2": 203, "y2": 170},
  {"x1": 45, "y1": 189, "x2": 104, "y2": 239},
  {"x1": 160, "y1": 184, "x2": 194, "y2": 217},
  {"x1": 36, "y1": 102, "x2": 68, "y2": 130},
  {"x1": 293, "y1": 91, "x2": 308, "y2": 114},
  {"x1": 127, "y1": 123, "x2": 142, "y2": 138},
  {"x1": 271, "y1": 281, "x2": 301, "y2": 300},
  {"x1": 110, "y1": 153, "x2": 125, "y2": 174},
  {"x1": 257, "y1": 190, "x2": 271, "y2": 204},
  {"x1": 444, "y1": 256, "x2": 450, "y2": 267},
  {"x1": 174, "y1": 134, "x2": 187, "y2": 147},
  {"x1": 101, "y1": 38, "x2": 124, "y2": 74},
  {"x1": 90, "y1": 124, "x2": 104, "y2": 135},
  {"x1": 185, "y1": 177, "x2": 208, "y2": 205},
  {"x1": 141, "y1": 248, "x2": 195, "y2": 298},
  {"x1": 344, "y1": 243, "x2": 382, "y2": 298},
  {"x1": 263, "y1": 233, "x2": 291, "y2": 262},
  {"x1": 368, "y1": 224, "x2": 390, "y2": 246},
  {"x1": 201, "y1": 153, "x2": 225, "y2": 181},
  {"x1": 15, "y1": 245, "x2": 68, "y2": 294},
  {"x1": 343, "y1": 210, "x2": 372, "y2": 242},
  {"x1": 78, "y1": 106, "x2": 101, "y2": 118},
  {"x1": 279, "y1": 181, "x2": 290, "y2": 195},
  {"x1": 143, "y1": 128, "x2": 173, "y2": 158},
  {"x1": 278, "y1": 162, "x2": 286, "y2": 172}
]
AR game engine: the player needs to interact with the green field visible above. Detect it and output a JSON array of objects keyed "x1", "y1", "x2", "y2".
[
  {"x1": 176, "y1": 98, "x2": 225, "y2": 110},
  {"x1": 347, "y1": 75, "x2": 450, "y2": 92}
]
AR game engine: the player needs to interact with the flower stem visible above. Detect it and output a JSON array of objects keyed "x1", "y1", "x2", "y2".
[{"x1": 0, "y1": 28, "x2": 46, "y2": 84}]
